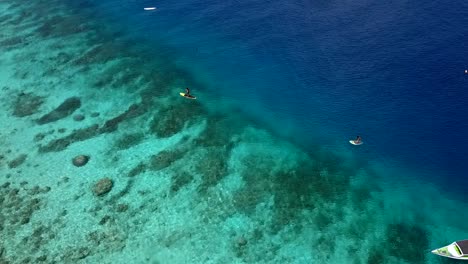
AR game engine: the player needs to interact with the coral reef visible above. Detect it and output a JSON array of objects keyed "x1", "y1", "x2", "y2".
[
  {"x1": 73, "y1": 42, "x2": 123, "y2": 66},
  {"x1": 149, "y1": 148, "x2": 186, "y2": 171},
  {"x1": 128, "y1": 162, "x2": 146, "y2": 177},
  {"x1": 149, "y1": 102, "x2": 204, "y2": 138},
  {"x1": 37, "y1": 14, "x2": 89, "y2": 38},
  {"x1": 170, "y1": 171, "x2": 193, "y2": 194},
  {"x1": 38, "y1": 104, "x2": 148, "y2": 153},
  {"x1": 12, "y1": 92, "x2": 44, "y2": 117},
  {"x1": 93, "y1": 178, "x2": 114, "y2": 196},
  {"x1": 194, "y1": 115, "x2": 243, "y2": 149},
  {"x1": 114, "y1": 132, "x2": 144, "y2": 150},
  {"x1": 36, "y1": 97, "x2": 81, "y2": 125},
  {"x1": 196, "y1": 148, "x2": 230, "y2": 192},
  {"x1": 100, "y1": 104, "x2": 147, "y2": 133},
  {"x1": 73, "y1": 114, "x2": 85, "y2": 121},
  {"x1": 385, "y1": 223, "x2": 429, "y2": 264},
  {"x1": 38, "y1": 124, "x2": 100, "y2": 152},
  {"x1": 0, "y1": 182, "x2": 54, "y2": 263},
  {"x1": 7, "y1": 154, "x2": 27, "y2": 169},
  {"x1": 72, "y1": 155, "x2": 90, "y2": 167}
]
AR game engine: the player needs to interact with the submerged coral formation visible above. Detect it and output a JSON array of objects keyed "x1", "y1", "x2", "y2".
[
  {"x1": 36, "y1": 97, "x2": 81, "y2": 125},
  {"x1": 149, "y1": 102, "x2": 204, "y2": 138},
  {"x1": 7, "y1": 154, "x2": 27, "y2": 169},
  {"x1": 72, "y1": 155, "x2": 90, "y2": 167},
  {"x1": 12, "y1": 92, "x2": 44, "y2": 117},
  {"x1": 93, "y1": 178, "x2": 114, "y2": 196}
]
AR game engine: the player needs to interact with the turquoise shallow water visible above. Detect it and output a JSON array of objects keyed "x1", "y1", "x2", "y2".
[{"x1": 0, "y1": 0, "x2": 467, "y2": 263}]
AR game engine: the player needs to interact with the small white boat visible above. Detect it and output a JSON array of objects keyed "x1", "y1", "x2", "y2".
[
  {"x1": 432, "y1": 240, "x2": 468, "y2": 260},
  {"x1": 349, "y1": 140, "x2": 363, "y2": 145},
  {"x1": 144, "y1": 7, "x2": 157, "y2": 11}
]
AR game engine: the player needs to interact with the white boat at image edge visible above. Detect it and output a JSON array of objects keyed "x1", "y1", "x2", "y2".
[{"x1": 432, "y1": 240, "x2": 468, "y2": 260}]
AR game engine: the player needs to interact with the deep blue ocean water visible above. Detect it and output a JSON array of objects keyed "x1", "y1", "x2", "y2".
[{"x1": 80, "y1": 0, "x2": 468, "y2": 197}]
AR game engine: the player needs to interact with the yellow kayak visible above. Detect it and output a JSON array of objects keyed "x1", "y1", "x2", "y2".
[{"x1": 180, "y1": 92, "x2": 196, "y2": 99}]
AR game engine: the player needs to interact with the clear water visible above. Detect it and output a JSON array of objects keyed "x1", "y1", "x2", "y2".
[{"x1": 0, "y1": 0, "x2": 467, "y2": 263}]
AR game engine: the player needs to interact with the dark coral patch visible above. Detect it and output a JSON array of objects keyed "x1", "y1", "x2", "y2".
[
  {"x1": 385, "y1": 223, "x2": 429, "y2": 263},
  {"x1": 38, "y1": 104, "x2": 147, "y2": 153},
  {"x1": 149, "y1": 149, "x2": 186, "y2": 171},
  {"x1": 232, "y1": 154, "x2": 276, "y2": 214},
  {"x1": 37, "y1": 14, "x2": 88, "y2": 38},
  {"x1": 232, "y1": 178, "x2": 272, "y2": 216},
  {"x1": 170, "y1": 172, "x2": 193, "y2": 194},
  {"x1": 367, "y1": 247, "x2": 384, "y2": 264},
  {"x1": 114, "y1": 133, "x2": 144, "y2": 150},
  {"x1": 0, "y1": 183, "x2": 45, "y2": 238},
  {"x1": 138, "y1": 82, "x2": 168, "y2": 104},
  {"x1": 149, "y1": 102, "x2": 204, "y2": 138},
  {"x1": 100, "y1": 104, "x2": 146, "y2": 133},
  {"x1": 54, "y1": 52, "x2": 72, "y2": 65},
  {"x1": 53, "y1": 15, "x2": 89, "y2": 36},
  {"x1": 36, "y1": 15, "x2": 63, "y2": 37},
  {"x1": 269, "y1": 169, "x2": 317, "y2": 234},
  {"x1": 232, "y1": 151, "x2": 354, "y2": 236},
  {"x1": 0, "y1": 14, "x2": 13, "y2": 24},
  {"x1": 84, "y1": 228, "x2": 127, "y2": 255},
  {"x1": 73, "y1": 114, "x2": 85, "y2": 121},
  {"x1": 350, "y1": 186, "x2": 373, "y2": 211},
  {"x1": 34, "y1": 132, "x2": 46, "y2": 142},
  {"x1": 72, "y1": 155, "x2": 90, "y2": 167},
  {"x1": 194, "y1": 115, "x2": 244, "y2": 149},
  {"x1": 0, "y1": 36, "x2": 26, "y2": 50},
  {"x1": 128, "y1": 163, "x2": 146, "y2": 177},
  {"x1": 36, "y1": 97, "x2": 81, "y2": 125},
  {"x1": 90, "y1": 60, "x2": 142, "y2": 89},
  {"x1": 73, "y1": 42, "x2": 122, "y2": 66},
  {"x1": 92, "y1": 178, "x2": 113, "y2": 196},
  {"x1": 301, "y1": 159, "x2": 351, "y2": 203},
  {"x1": 115, "y1": 203, "x2": 129, "y2": 213},
  {"x1": 12, "y1": 92, "x2": 44, "y2": 117},
  {"x1": 38, "y1": 124, "x2": 99, "y2": 153},
  {"x1": 196, "y1": 148, "x2": 229, "y2": 192},
  {"x1": 8, "y1": 154, "x2": 27, "y2": 169}
]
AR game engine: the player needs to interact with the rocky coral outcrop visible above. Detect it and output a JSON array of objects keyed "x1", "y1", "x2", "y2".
[
  {"x1": 128, "y1": 163, "x2": 146, "y2": 177},
  {"x1": 114, "y1": 133, "x2": 144, "y2": 150},
  {"x1": 38, "y1": 104, "x2": 147, "y2": 153},
  {"x1": 196, "y1": 148, "x2": 229, "y2": 191},
  {"x1": 12, "y1": 92, "x2": 44, "y2": 117},
  {"x1": 0, "y1": 182, "x2": 47, "y2": 235},
  {"x1": 7, "y1": 154, "x2": 27, "y2": 169},
  {"x1": 73, "y1": 114, "x2": 85, "y2": 121},
  {"x1": 385, "y1": 223, "x2": 428, "y2": 263},
  {"x1": 38, "y1": 124, "x2": 100, "y2": 153},
  {"x1": 93, "y1": 178, "x2": 113, "y2": 196},
  {"x1": 149, "y1": 102, "x2": 204, "y2": 138},
  {"x1": 72, "y1": 155, "x2": 89, "y2": 167},
  {"x1": 36, "y1": 97, "x2": 81, "y2": 125},
  {"x1": 149, "y1": 149, "x2": 185, "y2": 171},
  {"x1": 170, "y1": 172, "x2": 193, "y2": 194}
]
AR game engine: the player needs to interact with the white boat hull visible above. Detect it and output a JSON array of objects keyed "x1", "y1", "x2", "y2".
[{"x1": 432, "y1": 242, "x2": 468, "y2": 260}]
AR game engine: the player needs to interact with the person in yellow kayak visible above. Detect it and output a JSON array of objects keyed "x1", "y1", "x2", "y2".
[
  {"x1": 182, "y1": 87, "x2": 196, "y2": 99},
  {"x1": 180, "y1": 87, "x2": 196, "y2": 99},
  {"x1": 185, "y1": 87, "x2": 191, "y2": 97}
]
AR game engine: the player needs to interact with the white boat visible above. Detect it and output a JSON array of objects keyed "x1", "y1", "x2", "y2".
[
  {"x1": 432, "y1": 240, "x2": 468, "y2": 260},
  {"x1": 144, "y1": 7, "x2": 157, "y2": 10}
]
